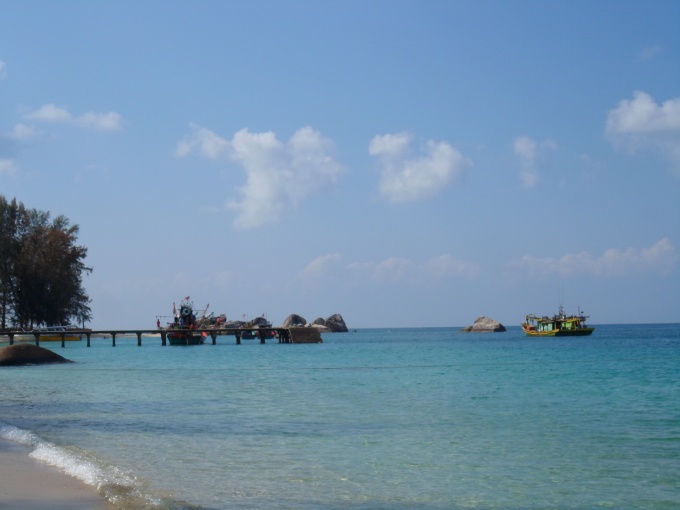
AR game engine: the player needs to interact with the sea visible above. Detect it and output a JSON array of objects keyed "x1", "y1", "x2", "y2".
[{"x1": 1, "y1": 324, "x2": 678, "y2": 510}]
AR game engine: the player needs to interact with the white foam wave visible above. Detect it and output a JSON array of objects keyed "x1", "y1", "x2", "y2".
[
  {"x1": 0, "y1": 420, "x2": 167, "y2": 508},
  {"x1": 0, "y1": 422, "x2": 39, "y2": 446}
]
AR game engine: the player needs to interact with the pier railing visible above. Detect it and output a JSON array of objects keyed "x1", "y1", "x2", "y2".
[{"x1": 0, "y1": 327, "x2": 322, "y2": 347}]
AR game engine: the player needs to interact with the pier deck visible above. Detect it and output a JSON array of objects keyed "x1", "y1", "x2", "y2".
[{"x1": 0, "y1": 327, "x2": 322, "y2": 347}]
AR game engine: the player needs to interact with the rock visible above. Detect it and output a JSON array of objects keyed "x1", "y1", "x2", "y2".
[
  {"x1": 312, "y1": 317, "x2": 325, "y2": 326},
  {"x1": 461, "y1": 316, "x2": 506, "y2": 333},
  {"x1": 281, "y1": 314, "x2": 307, "y2": 328},
  {"x1": 282, "y1": 313, "x2": 348, "y2": 332},
  {"x1": 0, "y1": 344, "x2": 74, "y2": 366},
  {"x1": 249, "y1": 316, "x2": 271, "y2": 327},
  {"x1": 311, "y1": 322, "x2": 330, "y2": 332},
  {"x1": 324, "y1": 313, "x2": 348, "y2": 332}
]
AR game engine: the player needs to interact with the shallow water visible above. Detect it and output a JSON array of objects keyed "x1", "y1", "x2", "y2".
[{"x1": 1, "y1": 325, "x2": 678, "y2": 509}]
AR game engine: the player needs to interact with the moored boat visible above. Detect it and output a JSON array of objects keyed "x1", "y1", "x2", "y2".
[
  {"x1": 166, "y1": 330, "x2": 205, "y2": 345},
  {"x1": 164, "y1": 297, "x2": 206, "y2": 345},
  {"x1": 522, "y1": 306, "x2": 594, "y2": 336},
  {"x1": 12, "y1": 326, "x2": 81, "y2": 342}
]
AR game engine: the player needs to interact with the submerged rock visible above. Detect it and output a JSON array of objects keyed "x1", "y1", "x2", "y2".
[
  {"x1": 460, "y1": 316, "x2": 506, "y2": 333},
  {"x1": 0, "y1": 343, "x2": 74, "y2": 366}
]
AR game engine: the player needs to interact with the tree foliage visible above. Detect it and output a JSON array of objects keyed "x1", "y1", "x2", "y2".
[{"x1": 0, "y1": 196, "x2": 92, "y2": 329}]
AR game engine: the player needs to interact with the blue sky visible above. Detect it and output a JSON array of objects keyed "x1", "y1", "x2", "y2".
[{"x1": 1, "y1": 0, "x2": 678, "y2": 328}]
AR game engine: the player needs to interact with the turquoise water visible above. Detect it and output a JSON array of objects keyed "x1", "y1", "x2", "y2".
[{"x1": 1, "y1": 325, "x2": 678, "y2": 509}]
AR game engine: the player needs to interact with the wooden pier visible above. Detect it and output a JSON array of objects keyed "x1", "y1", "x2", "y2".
[{"x1": 0, "y1": 327, "x2": 322, "y2": 347}]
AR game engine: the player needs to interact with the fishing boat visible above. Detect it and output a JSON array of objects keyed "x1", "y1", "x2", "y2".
[
  {"x1": 164, "y1": 297, "x2": 205, "y2": 345},
  {"x1": 166, "y1": 329, "x2": 204, "y2": 345},
  {"x1": 13, "y1": 326, "x2": 81, "y2": 342},
  {"x1": 522, "y1": 306, "x2": 594, "y2": 336}
]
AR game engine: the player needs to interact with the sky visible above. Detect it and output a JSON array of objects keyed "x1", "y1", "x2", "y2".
[{"x1": 1, "y1": 0, "x2": 679, "y2": 329}]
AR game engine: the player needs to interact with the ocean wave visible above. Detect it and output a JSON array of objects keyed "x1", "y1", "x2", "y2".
[{"x1": 0, "y1": 420, "x2": 191, "y2": 509}]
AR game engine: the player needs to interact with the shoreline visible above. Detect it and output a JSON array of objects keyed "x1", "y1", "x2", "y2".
[{"x1": 0, "y1": 438, "x2": 115, "y2": 509}]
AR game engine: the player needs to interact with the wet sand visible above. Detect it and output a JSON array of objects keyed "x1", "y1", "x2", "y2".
[{"x1": 0, "y1": 438, "x2": 114, "y2": 509}]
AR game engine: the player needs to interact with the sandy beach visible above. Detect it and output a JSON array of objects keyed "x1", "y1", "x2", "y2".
[{"x1": 0, "y1": 438, "x2": 114, "y2": 510}]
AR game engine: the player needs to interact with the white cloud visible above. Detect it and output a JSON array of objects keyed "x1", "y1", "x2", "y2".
[
  {"x1": 0, "y1": 124, "x2": 43, "y2": 176},
  {"x1": 606, "y1": 91, "x2": 680, "y2": 173},
  {"x1": 25, "y1": 104, "x2": 122, "y2": 132},
  {"x1": 300, "y1": 253, "x2": 343, "y2": 282},
  {"x1": 514, "y1": 136, "x2": 538, "y2": 188},
  {"x1": 508, "y1": 238, "x2": 677, "y2": 278},
  {"x1": 177, "y1": 124, "x2": 344, "y2": 228},
  {"x1": 423, "y1": 254, "x2": 480, "y2": 279},
  {"x1": 513, "y1": 135, "x2": 557, "y2": 188},
  {"x1": 10, "y1": 123, "x2": 41, "y2": 141},
  {"x1": 26, "y1": 104, "x2": 72, "y2": 123},
  {"x1": 347, "y1": 257, "x2": 413, "y2": 282},
  {"x1": 175, "y1": 123, "x2": 229, "y2": 159},
  {"x1": 76, "y1": 111, "x2": 122, "y2": 131},
  {"x1": 348, "y1": 254, "x2": 479, "y2": 282},
  {"x1": 369, "y1": 132, "x2": 470, "y2": 202}
]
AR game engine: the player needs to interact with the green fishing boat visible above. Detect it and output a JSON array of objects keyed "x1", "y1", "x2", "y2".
[{"x1": 522, "y1": 306, "x2": 594, "y2": 336}]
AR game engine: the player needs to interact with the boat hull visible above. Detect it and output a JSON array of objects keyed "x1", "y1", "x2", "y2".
[
  {"x1": 166, "y1": 331, "x2": 205, "y2": 345},
  {"x1": 522, "y1": 326, "x2": 594, "y2": 337},
  {"x1": 12, "y1": 333, "x2": 81, "y2": 342}
]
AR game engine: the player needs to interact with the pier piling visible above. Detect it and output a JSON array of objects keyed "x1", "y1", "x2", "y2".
[{"x1": 1, "y1": 327, "x2": 322, "y2": 347}]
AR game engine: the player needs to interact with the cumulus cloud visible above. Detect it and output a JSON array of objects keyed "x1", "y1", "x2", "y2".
[
  {"x1": 606, "y1": 91, "x2": 680, "y2": 173},
  {"x1": 177, "y1": 124, "x2": 344, "y2": 228},
  {"x1": 513, "y1": 135, "x2": 557, "y2": 188},
  {"x1": 25, "y1": 104, "x2": 122, "y2": 131},
  {"x1": 369, "y1": 132, "x2": 470, "y2": 202},
  {"x1": 508, "y1": 238, "x2": 677, "y2": 278},
  {"x1": 175, "y1": 123, "x2": 229, "y2": 159}
]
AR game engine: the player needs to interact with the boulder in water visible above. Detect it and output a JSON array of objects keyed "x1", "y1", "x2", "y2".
[
  {"x1": 460, "y1": 316, "x2": 506, "y2": 333},
  {"x1": 0, "y1": 343, "x2": 74, "y2": 366}
]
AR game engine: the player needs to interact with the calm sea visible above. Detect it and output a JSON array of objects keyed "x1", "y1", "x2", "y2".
[{"x1": 1, "y1": 325, "x2": 678, "y2": 509}]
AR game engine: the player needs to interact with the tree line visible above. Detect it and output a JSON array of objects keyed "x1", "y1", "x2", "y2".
[{"x1": 0, "y1": 196, "x2": 92, "y2": 330}]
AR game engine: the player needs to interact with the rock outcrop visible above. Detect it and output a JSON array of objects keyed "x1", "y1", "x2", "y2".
[
  {"x1": 282, "y1": 313, "x2": 348, "y2": 332},
  {"x1": 312, "y1": 314, "x2": 348, "y2": 332},
  {"x1": 0, "y1": 344, "x2": 74, "y2": 366},
  {"x1": 460, "y1": 316, "x2": 506, "y2": 333},
  {"x1": 282, "y1": 314, "x2": 308, "y2": 328}
]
